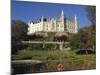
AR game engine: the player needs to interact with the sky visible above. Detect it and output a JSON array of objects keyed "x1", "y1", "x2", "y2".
[{"x1": 11, "y1": 1, "x2": 92, "y2": 28}]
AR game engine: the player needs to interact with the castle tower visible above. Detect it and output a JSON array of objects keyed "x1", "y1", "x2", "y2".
[
  {"x1": 60, "y1": 10, "x2": 64, "y2": 20},
  {"x1": 41, "y1": 16, "x2": 44, "y2": 22},
  {"x1": 74, "y1": 15, "x2": 78, "y2": 33},
  {"x1": 41, "y1": 16, "x2": 44, "y2": 31},
  {"x1": 59, "y1": 10, "x2": 64, "y2": 31}
]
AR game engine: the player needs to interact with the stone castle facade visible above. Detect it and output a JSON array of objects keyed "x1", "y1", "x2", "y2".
[{"x1": 27, "y1": 10, "x2": 78, "y2": 35}]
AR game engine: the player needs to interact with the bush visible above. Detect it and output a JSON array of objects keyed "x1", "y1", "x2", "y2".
[
  {"x1": 17, "y1": 50, "x2": 32, "y2": 59},
  {"x1": 26, "y1": 43, "x2": 56, "y2": 50},
  {"x1": 27, "y1": 43, "x2": 43, "y2": 50}
]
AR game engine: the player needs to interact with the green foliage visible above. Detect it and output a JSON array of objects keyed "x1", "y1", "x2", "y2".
[
  {"x1": 27, "y1": 32, "x2": 68, "y2": 42},
  {"x1": 12, "y1": 55, "x2": 23, "y2": 60},
  {"x1": 11, "y1": 20, "x2": 28, "y2": 54},
  {"x1": 12, "y1": 50, "x2": 96, "y2": 71},
  {"x1": 27, "y1": 43, "x2": 43, "y2": 50},
  {"x1": 26, "y1": 43, "x2": 55, "y2": 50},
  {"x1": 11, "y1": 20, "x2": 28, "y2": 41},
  {"x1": 69, "y1": 24, "x2": 96, "y2": 50},
  {"x1": 13, "y1": 50, "x2": 33, "y2": 60},
  {"x1": 86, "y1": 6, "x2": 96, "y2": 25},
  {"x1": 54, "y1": 32, "x2": 68, "y2": 42},
  {"x1": 27, "y1": 32, "x2": 56, "y2": 41}
]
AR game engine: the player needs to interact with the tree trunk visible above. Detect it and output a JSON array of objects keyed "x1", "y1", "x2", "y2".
[
  {"x1": 42, "y1": 40, "x2": 45, "y2": 49},
  {"x1": 59, "y1": 42, "x2": 63, "y2": 51}
]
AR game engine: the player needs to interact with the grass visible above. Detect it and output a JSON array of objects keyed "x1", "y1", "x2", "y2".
[{"x1": 12, "y1": 49, "x2": 96, "y2": 71}]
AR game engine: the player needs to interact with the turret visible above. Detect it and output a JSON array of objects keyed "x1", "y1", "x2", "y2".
[
  {"x1": 41, "y1": 16, "x2": 44, "y2": 22},
  {"x1": 41, "y1": 16, "x2": 44, "y2": 31},
  {"x1": 60, "y1": 10, "x2": 64, "y2": 20},
  {"x1": 60, "y1": 10, "x2": 64, "y2": 31},
  {"x1": 74, "y1": 15, "x2": 78, "y2": 33}
]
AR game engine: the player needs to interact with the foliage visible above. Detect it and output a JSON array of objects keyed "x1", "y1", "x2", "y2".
[
  {"x1": 69, "y1": 24, "x2": 96, "y2": 51},
  {"x1": 11, "y1": 20, "x2": 28, "y2": 41},
  {"x1": 27, "y1": 32, "x2": 68, "y2": 42},
  {"x1": 54, "y1": 32, "x2": 68, "y2": 42},
  {"x1": 13, "y1": 50, "x2": 33, "y2": 60},
  {"x1": 86, "y1": 6, "x2": 96, "y2": 25},
  {"x1": 11, "y1": 20, "x2": 28, "y2": 54},
  {"x1": 26, "y1": 43, "x2": 55, "y2": 50},
  {"x1": 27, "y1": 32, "x2": 48, "y2": 41},
  {"x1": 12, "y1": 50, "x2": 96, "y2": 71}
]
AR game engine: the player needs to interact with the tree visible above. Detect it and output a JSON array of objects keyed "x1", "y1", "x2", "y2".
[
  {"x1": 54, "y1": 32, "x2": 68, "y2": 42},
  {"x1": 86, "y1": 6, "x2": 96, "y2": 24},
  {"x1": 70, "y1": 25, "x2": 96, "y2": 52},
  {"x1": 12, "y1": 20, "x2": 28, "y2": 41},
  {"x1": 32, "y1": 32, "x2": 48, "y2": 48},
  {"x1": 54, "y1": 32, "x2": 68, "y2": 51},
  {"x1": 11, "y1": 20, "x2": 28, "y2": 54},
  {"x1": 86, "y1": 25, "x2": 96, "y2": 51}
]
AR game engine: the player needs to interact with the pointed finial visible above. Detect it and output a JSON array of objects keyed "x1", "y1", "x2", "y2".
[
  {"x1": 41, "y1": 16, "x2": 44, "y2": 21},
  {"x1": 75, "y1": 15, "x2": 77, "y2": 19},
  {"x1": 61, "y1": 9, "x2": 64, "y2": 16}
]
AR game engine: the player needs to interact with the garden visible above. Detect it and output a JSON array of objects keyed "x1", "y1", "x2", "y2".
[{"x1": 11, "y1": 6, "x2": 96, "y2": 74}]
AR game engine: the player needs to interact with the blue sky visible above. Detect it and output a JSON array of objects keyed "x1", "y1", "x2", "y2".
[{"x1": 11, "y1": 1, "x2": 92, "y2": 28}]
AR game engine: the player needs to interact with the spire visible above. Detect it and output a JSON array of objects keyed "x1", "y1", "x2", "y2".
[
  {"x1": 75, "y1": 15, "x2": 77, "y2": 24},
  {"x1": 61, "y1": 9, "x2": 64, "y2": 18},
  {"x1": 74, "y1": 15, "x2": 78, "y2": 33},
  {"x1": 61, "y1": 10, "x2": 64, "y2": 16},
  {"x1": 41, "y1": 16, "x2": 44, "y2": 22}
]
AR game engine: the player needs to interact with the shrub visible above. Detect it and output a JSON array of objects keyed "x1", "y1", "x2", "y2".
[
  {"x1": 27, "y1": 43, "x2": 43, "y2": 50},
  {"x1": 26, "y1": 43, "x2": 56, "y2": 50},
  {"x1": 17, "y1": 50, "x2": 32, "y2": 59}
]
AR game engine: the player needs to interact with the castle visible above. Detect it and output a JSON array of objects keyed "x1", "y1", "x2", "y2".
[{"x1": 27, "y1": 10, "x2": 78, "y2": 35}]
